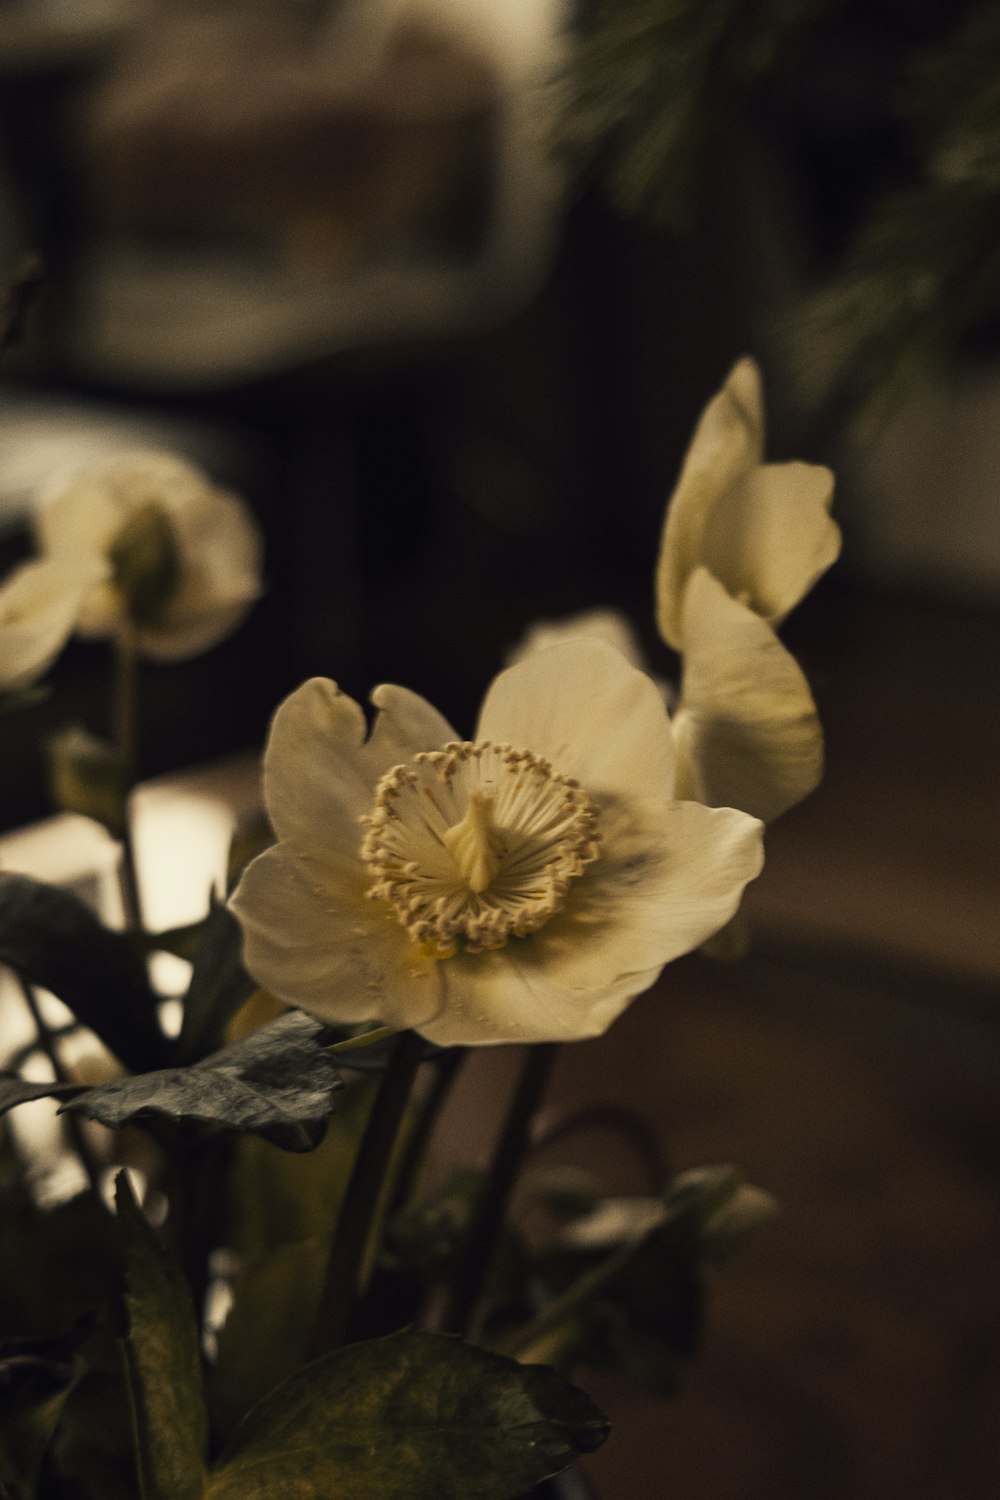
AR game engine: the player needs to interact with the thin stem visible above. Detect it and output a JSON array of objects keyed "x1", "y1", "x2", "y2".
[
  {"x1": 443, "y1": 1043, "x2": 557, "y2": 1340},
  {"x1": 388, "y1": 1046, "x2": 467, "y2": 1218},
  {"x1": 17, "y1": 974, "x2": 103, "y2": 1197},
  {"x1": 499, "y1": 1234, "x2": 642, "y2": 1362},
  {"x1": 310, "y1": 1029, "x2": 425, "y2": 1357},
  {"x1": 112, "y1": 623, "x2": 143, "y2": 932}
]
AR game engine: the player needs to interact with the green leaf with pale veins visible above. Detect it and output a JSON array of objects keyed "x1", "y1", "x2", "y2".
[
  {"x1": 207, "y1": 1328, "x2": 609, "y2": 1500},
  {"x1": 115, "y1": 1173, "x2": 208, "y2": 1500},
  {"x1": 65, "y1": 1011, "x2": 344, "y2": 1150}
]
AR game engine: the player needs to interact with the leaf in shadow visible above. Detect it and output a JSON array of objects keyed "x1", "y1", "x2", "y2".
[
  {"x1": 176, "y1": 901, "x2": 257, "y2": 1063},
  {"x1": 0, "y1": 872, "x2": 166, "y2": 1073},
  {"x1": 115, "y1": 1173, "x2": 208, "y2": 1500},
  {"x1": 207, "y1": 1329, "x2": 609, "y2": 1500},
  {"x1": 0, "y1": 1073, "x2": 83, "y2": 1119},
  {"x1": 65, "y1": 1012, "x2": 344, "y2": 1151}
]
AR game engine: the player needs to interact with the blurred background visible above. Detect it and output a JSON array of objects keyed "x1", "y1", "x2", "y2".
[{"x1": 0, "y1": 0, "x2": 998, "y2": 1494}]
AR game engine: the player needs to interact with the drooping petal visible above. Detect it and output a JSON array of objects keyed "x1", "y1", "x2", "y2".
[
  {"x1": 230, "y1": 843, "x2": 443, "y2": 1030},
  {"x1": 476, "y1": 639, "x2": 675, "y2": 803},
  {"x1": 675, "y1": 567, "x2": 823, "y2": 822},
  {"x1": 655, "y1": 358, "x2": 763, "y2": 650},
  {"x1": 697, "y1": 460, "x2": 839, "y2": 624},
  {"x1": 419, "y1": 795, "x2": 763, "y2": 1046}
]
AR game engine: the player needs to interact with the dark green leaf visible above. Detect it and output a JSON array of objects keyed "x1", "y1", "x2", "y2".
[
  {"x1": 208, "y1": 1329, "x2": 608, "y2": 1500},
  {"x1": 0, "y1": 873, "x2": 166, "y2": 1074},
  {"x1": 176, "y1": 902, "x2": 257, "y2": 1063},
  {"x1": 66, "y1": 1012, "x2": 344, "y2": 1151},
  {"x1": 0, "y1": 1073, "x2": 83, "y2": 1119},
  {"x1": 115, "y1": 1173, "x2": 208, "y2": 1500}
]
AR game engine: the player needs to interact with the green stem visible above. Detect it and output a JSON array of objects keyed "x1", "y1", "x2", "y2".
[
  {"x1": 310, "y1": 1029, "x2": 425, "y2": 1356},
  {"x1": 499, "y1": 1234, "x2": 642, "y2": 1363},
  {"x1": 443, "y1": 1043, "x2": 557, "y2": 1340},
  {"x1": 16, "y1": 974, "x2": 103, "y2": 1198},
  {"x1": 112, "y1": 624, "x2": 143, "y2": 932},
  {"x1": 388, "y1": 1046, "x2": 467, "y2": 1218}
]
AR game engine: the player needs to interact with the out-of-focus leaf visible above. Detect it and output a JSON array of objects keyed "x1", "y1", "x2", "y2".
[
  {"x1": 0, "y1": 873, "x2": 166, "y2": 1074},
  {"x1": 115, "y1": 1173, "x2": 208, "y2": 1500},
  {"x1": 66, "y1": 1011, "x2": 343, "y2": 1151},
  {"x1": 0, "y1": 1073, "x2": 83, "y2": 1118},
  {"x1": 176, "y1": 901, "x2": 257, "y2": 1063},
  {"x1": 207, "y1": 1329, "x2": 609, "y2": 1500},
  {"x1": 0, "y1": 1324, "x2": 87, "y2": 1496}
]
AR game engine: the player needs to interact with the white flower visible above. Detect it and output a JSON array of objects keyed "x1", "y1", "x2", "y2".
[
  {"x1": 655, "y1": 360, "x2": 840, "y2": 822},
  {"x1": 508, "y1": 609, "x2": 647, "y2": 670},
  {"x1": 34, "y1": 451, "x2": 263, "y2": 661},
  {"x1": 231, "y1": 641, "x2": 763, "y2": 1046},
  {"x1": 655, "y1": 358, "x2": 839, "y2": 651},
  {"x1": 0, "y1": 555, "x2": 108, "y2": 694}
]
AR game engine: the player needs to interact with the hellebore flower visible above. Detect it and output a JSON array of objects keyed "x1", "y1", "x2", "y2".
[
  {"x1": 0, "y1": 555, "x2": 108, "y2": 694},
  {"x1": 34, "y1": 451, "x2": 263, "y2": 661},
  {"x1": 231, "y1": 641, "x2": 763, "y2": 1046},
  {"x1": 655, "y1": 358, "x2": 839, "y2": 652},
  {"x1": 655, "y1": 360, "x2": 840, "y2": 822}
]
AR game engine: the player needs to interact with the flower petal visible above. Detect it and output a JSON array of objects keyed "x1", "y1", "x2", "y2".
[
  {"x1": 264, "y1": 676, "x2": 457, "y2": 887},
  {"x1": 655, "y1": 358, "x2": 763, "y2": 650},
  {"x1": 418, "y1": 794, "x2": 762, "y2": 1045},
  {"x1": 697, "y1": 460, "x2": 839, "y2": 624},
  {"x1": 476, "y1": 639, "x2": 675, "y2": 803},
  {"x1": 367, "y1": 683, "x2": 457, "y2": 764},
  {"x1": 0, "y1": 556, "x2": 107, "y2": 691},
  {"x1": 507, "y1": 608, "x2": 647, "y2": 669},
  {"x1": 675, "y1": 568, "x2": 823, "y2": 822},
  {"x1": 230, "y1": 843, "x2": 443, "y2": 1030}
]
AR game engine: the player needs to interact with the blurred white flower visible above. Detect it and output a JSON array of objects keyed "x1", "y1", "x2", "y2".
[
  {"x1": 34, "y1": 451, "x2": 262, "y2": 661},
  {"x1": 655, "y1": 357, "x2": 839, "y2": 652},
  {"x1": 231, "y1": 641, "x2": 763, "y2": 1046},
  {"x1": 0, "y1": 555, "x2": 108, "y2": 694}
]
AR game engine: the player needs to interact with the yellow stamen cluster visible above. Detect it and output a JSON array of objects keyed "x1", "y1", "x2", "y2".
[{"x1": 360, "y1": 740, "x2": 601, "y2": 955}]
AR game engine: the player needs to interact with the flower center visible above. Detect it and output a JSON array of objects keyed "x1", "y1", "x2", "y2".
[{"x1": 360, "y1": 740, "x2": 601, "y2": 956}]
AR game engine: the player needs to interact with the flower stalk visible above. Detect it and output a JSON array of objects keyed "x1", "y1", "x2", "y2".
[
  {"x1": 310, "y1": 1028, "x2": 426, "y2": 1356},
  {"x1": 443, "y1": 1042, "x2": 557, "y2": 1340}
]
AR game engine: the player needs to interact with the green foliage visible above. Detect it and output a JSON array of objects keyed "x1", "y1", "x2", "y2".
[
  {"x1": 210, "y1": 1077, "x2": 379, "y2": 1439},
  {"x1": 175, "y1": 903, "x2": 257, "y2": 1064},
  {"x1": 108, "y1": 504, "x2": 182, "y2": 629},
  {"x1": 0, "y1": 1326, "x2": 85, "y2": 1497},
  {"x1": 46, "y1": 727, "x2": 129, "y2": 840},
  {"x1": 64, "y1": 1011, "x2": 345, "y2": 1151},
  {"x1": 207, "y1": 1330, "x2": 609, "y2": 1500},
  {"x1": 0, "y1": 873, "x2": 166, "y2": 1074},
  {"x1": 115, "y1": 1174, "x2": 209, "y2": 1500},
  {"x1": 791, "y1": 4, "x2": 1000, "y2": 414},
  {"x1": 556, "y1": 0, "x2": 829, "y2": 224}
]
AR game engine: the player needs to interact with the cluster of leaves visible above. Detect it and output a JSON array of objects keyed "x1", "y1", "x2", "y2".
[
  {"x1": 558, "y1": 0, "x2": 1000, "y2": 411},
  {"x1": 0, "y1": 875, "x2": 609, "y2": 1497},
  {"x1": 553, "y1": 0, "x2": 833, "y2": 227}
]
